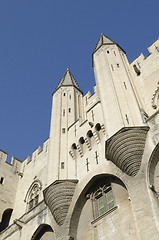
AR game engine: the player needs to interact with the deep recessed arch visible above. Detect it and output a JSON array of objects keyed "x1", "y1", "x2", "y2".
[
  {"x1": 31, "y1": 224, "x2": 55, "y2": 240},
  {"x1": 0, "y1": 208, "x2": 13, "y2": 232},
  {"x1": 69, "y1": 174, "x2": 128, "y2": 239}
]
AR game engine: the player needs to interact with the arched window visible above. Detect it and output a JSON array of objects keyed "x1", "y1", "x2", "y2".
[
  {"x1": 87, "y1": 130, "x2": 93, "y2": 138},
  {"x1": 25, "y1": 180, "x2": 42, "y2": 211},
  {"x1": 0, "y1": 209, "x2": 13, "y2": 232},
  {"x1": 79, "y1": 137, "x2": 85, "y2": 145},
  {"x1": 91, "y1": 183, "x2": 114, "y2": 218},
  {"x1": 31, "y1": 224, "x2": 55, "y2": 240},
  {"x1": 95, "y1": 123, "x2": 101, "y2": 131}
]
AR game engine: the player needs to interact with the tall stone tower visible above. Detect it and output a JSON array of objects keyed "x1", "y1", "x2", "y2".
[
  {"x1": 47, "y1": 68, "x2": 83, "y2": 184},
  {"x1": 1, "y1": 34, "x2": 159, "y2": 240},
  {"x1": 93, "y1": 34, "x2": 144, "y2": 137}
]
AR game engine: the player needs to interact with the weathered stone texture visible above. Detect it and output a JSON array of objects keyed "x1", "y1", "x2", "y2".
[{"x1": 106, "y1": 127, "x2": 149, "y2": 176}]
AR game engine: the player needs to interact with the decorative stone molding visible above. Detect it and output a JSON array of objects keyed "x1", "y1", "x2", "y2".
[
  {"x1": 85, "y1": 137, "x2": 92, "y2": 150},
  {"x1": 76, "y1": 144, "x2": 83, "y2": 157},
  {"x1": 92, "y1": 130, "x2": 100, "y2": 144},
  {"x1": 105, "y1": 127, "x2": 149, "y2": 177},
  {"x1": 69, "y1": 150, "x2": 75, "y2": 160},
  {"x1": 101, "y1": 124, "x2": 106, "y2": 135},
  {"x1": 43, "y1": 180, "x2": 78, "y2": 226},
  {"x1": 152, "y1": 85, "x2": 159, "y2": 109}
]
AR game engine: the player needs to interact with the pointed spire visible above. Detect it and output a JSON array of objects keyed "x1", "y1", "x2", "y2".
[
  {"x1": 54, "y1": 68, "x2": 82, "y2": 93},
  {"x1": 93, "y1": 33, "x2": 115, "y2": 53}
]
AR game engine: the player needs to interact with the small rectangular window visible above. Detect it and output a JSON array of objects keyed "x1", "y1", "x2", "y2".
[
  {"x1": 69, "y1": 108, "x2": 71, "y2": 113},
  {"x1": 62, "y1": 128, "x2": 66, "y2": 133},
  {"x1": 70, "y1": 95, "x2": 71, "y2": 99},
  {"x1": 61, "y1": 162, "x2": 64, "y2": 169},
  {"x1": 63, "y1": 93, "x2": 66, "y2": 96},
  {"x1": 0, "y1": 177, "x2": 4, "y2": 184},
  {"x1": 63, "y1": 109, "x2": 65, "y2": 116},
  {"x1": 111, "y1": 65, "x2": 114, "y2": 71},
  {"x1": 114, "y1": 51, "x2": 116, "y2": 56},
  {"x1": 117, "y1": 64, "x2": 119, "y2": 68}
]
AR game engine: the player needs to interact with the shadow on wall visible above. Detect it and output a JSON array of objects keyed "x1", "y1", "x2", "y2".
[
  {"x1": 0, "y1": 208, "x2": 13, "y2": 232},
  {"x1": 31, "y1": 224, "x2": 55, "y2": 240},
  {"x1": 69, "y1": 174, "x2": 127, "y2": 239}
]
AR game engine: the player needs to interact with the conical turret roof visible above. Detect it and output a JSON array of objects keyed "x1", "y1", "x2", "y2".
[
  {"x1": 93, "y1": 33, "x2": 125, "y2": 54},
  {"x1": 54, "y1": 68, "x2": 82, "y2": 93}
]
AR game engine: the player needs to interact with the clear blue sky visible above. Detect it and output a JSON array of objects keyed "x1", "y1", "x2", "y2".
[{"x1": 0, "y1": 0, "x2": 158, "y2": 161}]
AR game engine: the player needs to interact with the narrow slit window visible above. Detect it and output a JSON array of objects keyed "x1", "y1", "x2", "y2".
[
  {"x1": 63, "y1": 93, "x2": 66, "y2": 96},
  {"x1": 62, "y1": 128, "x2": 66, "y2": 133},
  {"x1": 107, "y1": 50, "x2": 109, "y2": 54},
  {"x1": 114, "y1": 51, "x2": 116, "y2": 56},
  {"x1": 63, "y1": 109, "x2": 65, "y2": 116},
  {"x1": 137, "y1": 62, "x2": 141, "y2": 69},
  {"x1": 61, "y1": 162, "x2": 65, "y2": 169},
  {"x1": 0, "y1": 177, "x2": 4, "y2": 184},
  {"x1": 117, "y1": 63, "x2": 119, "y2": 68},
  {"x1": 69, "y1": 108, "x2": 71, "y2": 113},
  {"x1": 111, "y1": 65, "x2": 114, "y2": 71},
  {"x1": 155, "y1": 46, "x2": 159, "y2": 52}
]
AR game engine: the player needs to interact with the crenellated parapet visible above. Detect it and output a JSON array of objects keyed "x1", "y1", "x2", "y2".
[
  {"x1": 130, "y1": 38, "x2": 159, "y2": 71},
  {"x1": 0, "y1": 149, "x2": 22, "y2": 174},
  {"x1": 23, "y1": 138, "x2": 49, "y2": 166}
]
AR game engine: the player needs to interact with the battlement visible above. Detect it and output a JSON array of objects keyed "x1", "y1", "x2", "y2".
[
  {"x1": 0, "y1": 138, "x2": 49, "y2": 175},
  {"x1": 23, "y1": 138, "x2": 49, "y2": 166},
  {"x1": 0, "y1": 149, "x2": 22, "y2": 167},
  {"x1": 83, "y1": 85, "x2": 99, "y2": 110},
  {"x1": 130, "y1": 37, "x2": 159, "y2": 67}
]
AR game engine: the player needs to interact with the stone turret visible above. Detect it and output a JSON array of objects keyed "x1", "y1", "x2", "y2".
[
  {"x1": 47, "y1": 69, "x2": 83, "y2": 184},
  {"x1": 93, "y1": 34, "x2": 144, "y2": 137}
]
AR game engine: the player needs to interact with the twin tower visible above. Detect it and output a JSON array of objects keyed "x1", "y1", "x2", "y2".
[{"x1": 47, "y1": 34, "x2": 144, "y2": 185}]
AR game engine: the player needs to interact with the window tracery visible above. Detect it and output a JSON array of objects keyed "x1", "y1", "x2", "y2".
[
  {"x1": 26, "y1": 180, "x2": 42, "y2": 211},
  {"x1": 91, "y1": 183, "x2": 114, "y2": 218}
]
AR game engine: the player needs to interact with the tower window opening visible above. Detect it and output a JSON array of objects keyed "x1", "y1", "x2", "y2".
[
  {"x1": 95, "y1": 123, "x2": 101, "y2": 131},
  {"x1": 133, "y1": 64, "x2": 141, "y2": 76},
  {"x1": 63, "y1": 93, "x2": 66, "y2": 96},
  {"x1": 87, "y1": 130, "x2": 93, "y2": 138},
  {"x1": 63, "y1": 109, "x2": 65, "y2": 116},
  {"x1": 0, "y1": 177, "x2": 4, "y2": 184},
  {"x1": 69, "y1": 108, "x2": 71, "y2": 113},
  {"x1": 61, "y1": 162, "x2": 65, "y2": 169},
  {"x1": 155, "y1": 46, "x2": 159, "y2": 52},
  {"x1": 117, "y1": 63, "x2": 120, "y2": 68},
  {"x1": 111, "y1": 65, "x2": 114, "y2": 71},
  {"x1": 70, "y1": 95, "x2": 71, "y2": 99},
  {"x1": 62, "y1": 128, "x2": 66, "y2": 134},
  {"x1": 79, "y1": 137, "x2": 85, "y2": 144},
  {"x1": 107, "y1": 50, "x2": 109, "y2": 54},
  {"x1": 137, "y1": 62, "x2": 141, "y2": 69},
  {"x1": 72, "y1": 143, "x2": 77, "y2": 150}
]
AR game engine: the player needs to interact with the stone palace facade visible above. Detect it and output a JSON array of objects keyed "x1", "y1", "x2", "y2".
[{"x1": 0, "y1": 34, "x2": 159, "y2": 239}]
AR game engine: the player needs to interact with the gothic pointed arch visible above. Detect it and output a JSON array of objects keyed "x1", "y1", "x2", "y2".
[
  {"x1": 24, "y1": 179, "x2": 42, "y2": 211},
  {"x1": 147, "y1": 143, "x2": 159, "y2": 232},
  {"x1": 31, "y1": 224, "x2": 55, "y2": 240},
  {"x1": 69, "y1": 174, "x2": 137, "y2": 240},
  {"x1": 0, "y1": 208, "x2": 13, "y2": 232}
]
